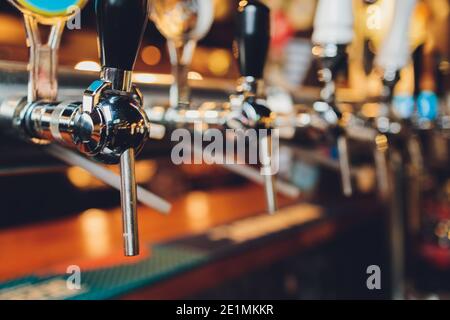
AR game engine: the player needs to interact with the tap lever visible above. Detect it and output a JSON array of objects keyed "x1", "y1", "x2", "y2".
[
  {"x1": 235, "y1": 0, "x2": 270, "y2": 81},
  {"x1": 376, "y1": 0, "x2": 417, "y2": 76},
  {"x1": 312, "y1": 0, "x2": 354, "y2": 47},
  {"x1": 90, "y1": 0, "x2": 149, "y2": 107},
  {"x1": 96, "y1": 0, "x2": 149, "y2": 74}
]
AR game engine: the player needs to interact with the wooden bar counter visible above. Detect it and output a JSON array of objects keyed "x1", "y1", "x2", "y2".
[{"x1": 0, "y1": 183, "x2": 382, "y2": 299}]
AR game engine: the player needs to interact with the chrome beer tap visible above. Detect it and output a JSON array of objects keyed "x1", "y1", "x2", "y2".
[
  {"x1": 309, "y1": 0, "x2": 392, "y2": 199},
  {"x1": 371, "y1": 0, "x2": 418, "y2": 300},
  {"x1": 227, "y1": 0, "x2": 278, "y2": 213},
  {"x1": 311, "y1": 0, "x2": 355, "y2": 197},
  {"x1": 85, "y1": 0, "x2": 152, "y2": 256},
  {"x1": 373, "y1": 0, "x2": 420, "y2": 187},
  {"x1": 147, "y1": 0, "x2": 297, "y2": 212},
  {"x1": 0, "y1": 0, "x2": 168, "y2": 256},
  {"x1": 373, "y1": 0, "x2": 419, "y2": 146}
]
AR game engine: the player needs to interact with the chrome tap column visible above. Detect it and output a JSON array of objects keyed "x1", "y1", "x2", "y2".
[
  {"x1": 372, "y1": 0, "x2": 418, "y2": 300},
  {"x1": 231, "y1": 0, "x2": 278, "y2": 214},
  {"x1": 88, "y1": 0, "x2": 151, "y2": 256},
  {"x1": 312, "y1": 0, "x2": 355, "y2": 197}
]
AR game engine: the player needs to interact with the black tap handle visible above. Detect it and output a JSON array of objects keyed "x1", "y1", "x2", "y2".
[
  {"x1": 95, "y1": 0, "x2": 149, "y2": 71},
  {"x1": 235, "y1": 0, "x2": 270, "y2": 79}
]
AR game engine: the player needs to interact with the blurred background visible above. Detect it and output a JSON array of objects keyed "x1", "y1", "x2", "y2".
[
  {"x1": 0, "y1": 0, "x2": 448, "y2": 300},
  {"x1": 0, "y1": 0, "x2": 447, "y2": 89}
]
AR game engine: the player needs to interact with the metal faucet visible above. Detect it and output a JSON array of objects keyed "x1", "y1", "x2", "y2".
[
  {"x1": 311, "y1": 0, "x2": 356, "y2": 197},
  {"x1": 0, "y1": 0, "x2": 170, "y2": 256},
  {"x1": 371, "y1": 0, "x2": 418, "y2": 300},
  {"x1": 227, "y1": 0, "x2": 278, "y2": 213},
  {"x1": 147, "y1": 0, "x2": 284, "y2": 214},
  {"x1": 308, "y1": 0, "x2": 396, "y2": 200}
]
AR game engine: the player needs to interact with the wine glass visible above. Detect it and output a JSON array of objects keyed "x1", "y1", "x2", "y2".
[{"x1": 151, "y1": 0, "x2": 214, "y2": 108}]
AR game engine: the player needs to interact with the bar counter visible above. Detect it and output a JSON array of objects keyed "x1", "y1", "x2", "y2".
[{"x1": 0, "y1": 183, "x2": 383, "y2": 299}]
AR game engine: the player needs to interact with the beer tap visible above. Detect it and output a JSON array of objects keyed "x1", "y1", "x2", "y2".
[
  {"x1": 151, "y1": 0, "x2": 214, "y2": 109},
  {"x1": 147, "y1": 0, "x2": 298, "y2": 212},
  {"x1": 228, "y1": 0, "x2": 278, "y2": 213},
  {"x1": 86, "y1": 0, "x2": 153, "y2": 256},
  {"x1": 376, "y1": 0, "x2": 417, "y2": 106},
  {"x1": 372, "y1": 0, "x2": 419, "y2": 151},
  {"x1": 311, "y1": 0, "x2": 355, "y2": 197},
  {"x1": 0, "y1": 0, "x2": 170, "y2": 256},
  {"x1": 371, "y1": 0, "x2": 418, "y2": 300},
  {"x1": 307, "y1": 0, "x2": 395, "y2": 200},
  {"x1": 373, "y1": 0, "x2": 420, "y2": 181},
  {"x1": 415, "y1": 42, "x2": 448, "y2": 169}
]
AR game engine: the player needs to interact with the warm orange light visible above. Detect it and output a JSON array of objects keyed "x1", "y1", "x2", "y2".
[
  {"x1": 207, "y1": 49, "x2": 231, "y2": 76},
  {"x1": 375, "y1": 134, "x2": 389, "y2": 152},
  {"x1": 0, "y1": 14, "x2": 25, "y2": 44},
  {"x1": 311, "y1": 45, "x2": 322, "y2": 57},
  {"x1": 185, "y1": 192, "x2": 212, "y2": 232},
  {"x1": 74, "y1": 60, "x2": 101, "y2": 72},
  {"x1": 132, "y1": 73, "x2": 158, "y2": 84},
  {"x1": 67, "y1": 166, "x2": 99, "y2": 188},
  {"x1": 356, "y1": 166, "x2": 376, "y2": 194},
  {"x1": 366, "y1": 4, "x2": 382, "y2": 31},
  {"x1": 79, "y1": 208, "x2": 112, "y2": 257},
  {"x1": 141, "y1": 45, "x2": 162, "y2": 66},
  {"x1": 361, "y1": 103, "x2": 382, "y2": 118},
  {"x1": 214, "y1": 0, "x2": 231, "y2": 21},
  {"x1": 188, "y1": 71, "x2": 203, "y2": 80},
  {"x1": 133, "y1": 72, "x2": 202, "y2": 84},
  {"x1": 135, "y1": 160, "x2": 157, "y2": 182}
]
